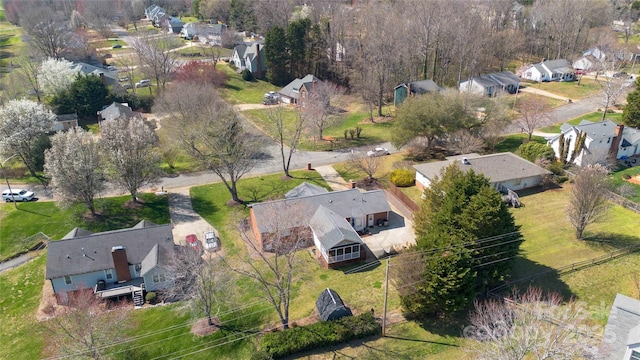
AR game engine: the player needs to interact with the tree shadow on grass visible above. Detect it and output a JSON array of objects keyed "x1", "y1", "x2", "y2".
[{"x1": 581, "y1": 232, "x2": 640, "y2": 251}]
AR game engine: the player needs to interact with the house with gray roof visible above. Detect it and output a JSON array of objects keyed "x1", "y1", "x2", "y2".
[
  {"x1": 52, "y1": 113, "x2": 78, "y2": 132},
  {"x1": 285, "y1": 182, "x2": 328, "y2": 199},
  {"x1": 72, "y1": 62, "x2": 119, "y2": 88},
  {"x1": 393, "y1": 79, "x2": 442, "y2": 106},
  {"x1": 602, "y1": 294, "x2": 640, "y2": 359},
  {"x1": 97, "y1": 102, "x2": 141, "y2": 122},
  {"x1": 231, "y1": 42, "x2": 266, "y2": 78},
  {"x1": 413, "y1": 152, "x2": 552, "y2": 192},
  {"x1": 162, "y1": 17, "x2": 184, "y2": 34},
  {"x1": 548, "y1": 120, "x2": 640, "y2": 166},
  {"x1": 46, "y1": 220, "x2": 175, "y2": 306},
  {"x1": 278, "y1": 74, "x2": 319, "y2": 105},
  {"x1": 459, "y1": 71, "x2": 520, "y2": 97},
  {"x1": 520, "y1": 59, "x2": 575, "y2": 82},
  {"x1": 249, "y1": 188, "x2": 392, "y2": 268}
]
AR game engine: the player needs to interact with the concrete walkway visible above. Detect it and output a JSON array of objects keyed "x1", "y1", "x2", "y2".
[
  {"x1": 519, "y1": 86, "x2": 575, "y2": 101},
  {"x1": 314, "y1": 165, "x2": 351, "y2": 191}
]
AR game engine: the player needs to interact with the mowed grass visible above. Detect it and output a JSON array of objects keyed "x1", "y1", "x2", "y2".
[
  {"x1": 217, "y1": 63, "x2": 279, "y2": 104},
  {"x1": 610, "y1": 166, "x2": 640, "y2": 202},
  {"x1": 539, "y1": 111, "x2": 623, "y2": 133},
  {"x1": 525, "y1": 78, "x2": 601, "y2": 100},
  {"x1": 0, "y1": 193, "x2": 170, "y2": 261},
  {"x1": 509, "y1": 185, "x2": 640, "y2": 303},
  {"x1": 493, "y1": 134, "x2": 546, "y2": 153}
]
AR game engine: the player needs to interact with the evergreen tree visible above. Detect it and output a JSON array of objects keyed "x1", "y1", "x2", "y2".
[
  {"x1": 403, "y1": 165, "x2": 522, "y2": 316},
  {"x1": 623, "y1": 78, "x2": 640, "y2": 128},
  {"x1": 265, "y1": 26, "x2": 290, "y2": 86},
  {"x1": 287, "y1": 18, "x2": 311, "y2": 79},
  {"x1": 51, "y1": 74, "x2": 110, "y2": 119}
]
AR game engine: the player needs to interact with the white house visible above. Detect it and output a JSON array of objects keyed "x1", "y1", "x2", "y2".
[
  {"x1": 413, "y1": 152, "x2": 552, "y2": 192},
  {"x1": 52, "y1": 114, "x2": 78, "y2": 132},
  {"x1": 520, "y1": 59, "x2": 575, "y2": 82},
  {"x1": 459, "y1": 71, "x2": 520, "y2": 97},
  {"x1": 548, "y1": 120, "x2": 640, "y2": 166},
  {"x1": 601, "y1": 294, "x2": 640, "y2": 360},
  {"x1": 231, "y1": 42, "x2": 266, "y2": 78}
]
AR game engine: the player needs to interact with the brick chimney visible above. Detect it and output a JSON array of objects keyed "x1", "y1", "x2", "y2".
[{"x1": 608, "y1": 124, "x2": 624, "y2": 164}]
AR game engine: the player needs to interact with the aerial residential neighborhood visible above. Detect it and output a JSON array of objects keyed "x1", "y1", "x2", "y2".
[{"x1": 0, "y1": 0, "x2": 639, "y2": 359}]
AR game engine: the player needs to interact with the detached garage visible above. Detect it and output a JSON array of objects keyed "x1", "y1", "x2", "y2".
[{"x1": 316, "y1": 288, "x2": 353, "y2": 321}]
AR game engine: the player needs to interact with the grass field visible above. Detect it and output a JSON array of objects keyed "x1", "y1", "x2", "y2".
[
  {"x1": 539, "y1": 111, "x2": 623, "y2": 133},
  {"x1": 493, "y1": 134, "x2": 546, "y2": 153},
  {"x1": 525, "y1": 78, "x2": 601, "y2": 100},
  {"x1": 610, "y1": 166, "x2": 640, "y2": 203},
  {"x1": 0, "y1": 193, "x2": 170, "y2": 261},
  {"x1": 217, "y1": 63, "x2": 279, "y2": 104}
]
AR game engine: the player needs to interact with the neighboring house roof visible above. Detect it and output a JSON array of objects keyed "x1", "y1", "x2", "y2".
[
  {"x1": 413, "y1": 152, "x2": 552, "y2": 185},
  {"x1": 541, "y1": 59, "x2": 574, "y2": 74},
  {"x1": 72, "y1": 62, "x2": 118, "y2": 83},
  {"x1": 234, "y1": 44, "x2": 248, "y2": 59},
  {"x1": 285, "y1": 182, "x2": 328, "y2": 199},
  {"x1": 97, "y1": 102, "x2": 138, "y2": 121},
  {"x1": 310, "y1": 206, "x2": 363, "y2": 250},
  {"x1": 602, "y1": 294, "x2": 640, "y2": 359},
  {"x1": 46, "y1": 221, "x2": 174, "y2": 279},
  {"x1": 394, "y1": 79, "x2": 441, "y2": 94},
  {"x1": 250, "y1": 188, "x2": 391, "y2": 235},
  {"x1": 56, "y1": 113, "x2": 78, "y2": 122},
  {"x1": 584, "y1": 47, "x2": 606, "y2": 61},
  {"x1": 463, "y1": 71, "x2": 520, "y2": 89},
  {"x1": 316, "y1": 288, "x2": 353, "y2": 322},
  {"x1": 279, "y1": 74, "x2": 319, "y2": 100}
]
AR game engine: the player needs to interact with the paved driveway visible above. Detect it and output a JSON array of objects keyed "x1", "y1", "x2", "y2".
[{"x1": 168, "y1": 187, "x2": 218, "y2": 250}]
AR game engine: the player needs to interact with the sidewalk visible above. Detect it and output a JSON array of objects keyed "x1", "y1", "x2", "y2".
[{"x1": 314, "y1": 165, "x2": 351, "y2": 191}]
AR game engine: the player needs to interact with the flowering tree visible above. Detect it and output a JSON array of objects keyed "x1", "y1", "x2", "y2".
[
  {"x1": 100, "y1": 117, "x2": 163, "y2": 202},
  {"x1": 0, "y1": 99, "x2": 56, "y2": 177},
  {"x1": 38, "y1": 57, "x2": 79, "y2": 95},
  {"x1": 45, "y1": 127, "x2": 105, "y2": 216}
]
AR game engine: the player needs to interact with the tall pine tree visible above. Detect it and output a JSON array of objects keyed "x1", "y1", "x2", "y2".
[
  {"x1": 623, "y1": 77, "x2": 640, "y2": 128},
  {"x1": 401, "y1": 164, "x2": 522, "y2": 317},
  {"x1": 264, "y1": 26, "x2": 290, "y2": 86}
]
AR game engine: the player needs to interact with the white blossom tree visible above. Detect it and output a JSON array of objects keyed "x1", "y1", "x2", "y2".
[
  {"x1": 0, "y1": 99, "x2": 56, "y2": 178},
  {"x1": 37, "y1": 57, "x2": 79, "y2": 95},
  {"x1": 45, "y1": 127, "x2": 106, "y2": 216},
  {"x1": 100, "y1": 117, "x2": 162, "y2": 202}
]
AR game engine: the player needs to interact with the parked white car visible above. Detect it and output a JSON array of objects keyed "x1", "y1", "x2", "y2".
[
  {"x1": 135, "y1": 79, "x2": 151, "y2": 88},
  {"x1": 366, "y1": 147, "x2": 390, "y2": 157},
  {"x1": 2, "y1": 188, "x2": 34, "y2": 202},
  {"x1": 204, "y1": 231, "x2": 220, "y2": 251}
]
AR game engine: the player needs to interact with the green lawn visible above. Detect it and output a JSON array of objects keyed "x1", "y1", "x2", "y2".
[
  {"x1": 610, "y1": 166, "x2": 640, "y2": 202},
  {"x1": 0, "y1": 193, "x2": 170, "y2": 261},
  {"x1": 217, "y1": 63, "x2": 279, "y2": 104},
  {"x1": 92, "y1": 39, "x2": 127, "y2": 49},
  {"x1": 493, "y1": 134, "x2": 546, "y2": 153},
  {"x1": 539, "y1": 111, "x2": 623, "y2": 133},
  {"x1": 525, "y1": 78, "x2": 601, "y2": 100}
]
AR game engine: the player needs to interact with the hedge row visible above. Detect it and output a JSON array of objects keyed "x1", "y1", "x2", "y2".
[{"x1": 259, "y1": 313, "x2": 380, "y2": 358}]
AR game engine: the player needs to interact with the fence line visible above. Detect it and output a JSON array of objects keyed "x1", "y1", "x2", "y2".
[
  {"x1": 387, "y1": 183, "x2": 420, "y2": 213},
  {"x1": 565, "y1": 169, "x2": 640, "y2": 214}
]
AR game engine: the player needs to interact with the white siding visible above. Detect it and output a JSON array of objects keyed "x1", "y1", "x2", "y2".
[{"x1": 415, "y1": 172, "x2": 431, "y2": 189}]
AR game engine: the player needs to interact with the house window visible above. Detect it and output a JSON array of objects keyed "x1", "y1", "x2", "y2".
[
  {"x1": 105, "y1": 269, "x2": 113, "y2": 280},
  {"x1": 328, "y1": 244, "x2": 361, "y2": 264},
  {"x1": 630, "y1": 350, "x2": 640, "y2": 360},
  {"x1": 514, "y1": 178, "x2": 522, "y2": 186},
  {"x1": 152, "y1": 273, "x2": 165, "y2": 283},
  {"x1": 64, "y1": 276, "x2": 72, "y2": 285}
]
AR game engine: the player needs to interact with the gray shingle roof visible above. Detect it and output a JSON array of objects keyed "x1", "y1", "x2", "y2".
[
  {"x1": 310, "y1": 206, "x2": 363, "y2": 250},
  {"x1": 408, "y1": 79, "x2": 441, "y2": 94},
  {"x1": 602, "y1": 294, "x2": 640, "y2": 359},
  {"x1": 250, "y1": 188, "x2": 391, "y2": 234},
  {"x1": 98, "y1": 102, "x2": 137, "y2": 121},
  {"x1": 413, "y1": 152, "x2": 551, "y2": 185},
  {"x1": 56, "y1": 114, "x2": 78, "y2": 122},
  {"x1": 234, "y1": 44, "x2": 247, "y2": 59},
  {"x1": 285, "y1": 182, "x2": 328, "y2": 199},
  {"x1": 72, "y1": 62, "x2": 118, "y2": 83},
  {"x1": 46, "y1": 221, "x2": 174, "y2": 279},
  {"x1": 279, "y1": 74, "x2": 319, "y2": 100}
]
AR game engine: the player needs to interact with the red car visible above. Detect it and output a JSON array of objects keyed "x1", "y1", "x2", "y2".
[{"x1": 185, "y1": 234, "x2": 202, "y2": 253}]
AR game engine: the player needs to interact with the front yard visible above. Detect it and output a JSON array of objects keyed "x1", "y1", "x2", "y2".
[{"x1": 524, "y1": 77, "x2": 601, "y2": 100}]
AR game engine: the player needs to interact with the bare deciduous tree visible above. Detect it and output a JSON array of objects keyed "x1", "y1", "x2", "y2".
[
  {"x1": 20, "y1": 7, "x2": 72, "y2": 59},
  {"x1": 348, "y1": 150, "x2": 382, "y2": 181},
  {"x1": 83, "y1": 0, "x2": 116, "y2": 38},
  {"x1": 0, "y1": 99, "x2": 56, "y2": 178},
  {"x1": 14, "y1": 55, "x2": 43, "y2": 102},
  {"x1": 516, "y1": 96, "x2": 551, "y2": 141},
  {"x1": 595, "y1": 59, "x2": 629, "y2": 120},
  {"x1": 100, "y1": 117, "x2": 162, "y2": 202},
  {"x1": 267, "y1": 104, "x2": 305, "y2": 178},
  {"x1": 233, "y1": 202, "x2": 311, "y2": 329},
  {"x1": 164, "y1": 248, "x2": 233, "y2": 327},
  {"x1": 131, "y1": 34, "x2": 179, "y2": 92},
  {"x1": 45, "y1": 127, "x2": 106, "y2": 216},
  {"x1": 301, "y1": 80, "x2": 346, "y2": 145},
  {"x1": 45, "y1": 290, "x2": 130, "y2": 360},
  {"x1": 157, "y1": 83, "x2": 264, "y2": 203},
  {"x1": 466, "y1": 287, "x2": 599, "y2": 360},
  {"x1": 566, "y1": 164, "x2": 610, "y2": 239},
  {"x1": 441, "y1": 129, "x2": 486, "y2": 155}
]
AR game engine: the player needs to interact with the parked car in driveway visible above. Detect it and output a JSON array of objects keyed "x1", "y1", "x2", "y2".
[
  {"x1": 367, "y1": 147, "x2": 390, "y2": 157},
  {"x1": 2, "y1": 188, "x2": 34, "y2": 202},
  {"x1": 204, "y1": 231, "x2": 220, "y2": 251},
  {"x1": 185, "y1": 234, "x2": 202, "y2": 253},
  {"x1": 135, "y1": 79, "x2": 151, "y2": 88}
]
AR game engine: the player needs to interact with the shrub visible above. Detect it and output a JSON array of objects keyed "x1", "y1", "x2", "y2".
[
  {"x1": 250, "y1": 351, "x2": 273, "y2": 360},
  {"x1": 623, "y1": 174, "x2": 632, "y2": 179},
  {"x1": 546, "y1": 161, "x2": 565, "y2": 176},
  {"x1": 390, "y1": 169, "x2": 415, "y2": 187},
  {"x1": 242, "y1": 69, "x2": 254, "y2": 81},
  {"x1": 517, "y1": 141, "x2": 555, "y2": 163},
  {"x1": 556, "y1": 175, "x2": 569, "y2": 183},
  {"x1": 259, "y1": 312, "x2": 379, "y2": 358},
  {"x1": 145, "y1": 292, "x2": 157, "y2": 304}
]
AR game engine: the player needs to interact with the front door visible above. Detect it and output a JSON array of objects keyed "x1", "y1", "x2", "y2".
[{"x1": 367, "y1": 214, "x2": 374, "y2": 227}]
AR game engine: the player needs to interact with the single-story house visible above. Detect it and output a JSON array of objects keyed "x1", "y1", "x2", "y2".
[
  {"x1": 52, "y1": 113, "x2": 78, "y2": 132},
  {"x1": 519, "y1": 59, "x2": 575, "y2": 82},
  {"x1": 285, "y1": 182, "x2": 328, "y2": 199},
  {"x1": 573, "y1": 49, "x2": 606, "y2": 73},
  {"x1": 278, "y1": 74, "x2": 319, "y2": 105},
  {"x1": 459, "y1": 71, "x2": 520, "y2": 97},
  {"x1": 413, "y1": 152, "x2": 552, "y2": 192},
  {"x1": 249, "y1": 185, "x2": 392, "y2": 268},
  {"x1": 549, "y1": 121, "x2": 640, "y2": 166},
  {"x1": 46, "y1": 220, "x2": 175, "y2": 306},
  {"x1": 601, "y1": 294, "x2": 640, "y2": 359},
  {"x1": 180, "y1": 23, "x2": 227, "y2": 45},
  {"x1": 393, "y1": 79, "x2": 442, "y2": 106},
  {"x1": 97, "y1": 102, "x2": 141, "y2": 122},
  {"x1": 72, "y1": 62, "x2": 119, "y2": 88},
  {"x1": 231, "y1": 42, "x2": 266, "y2": 78},
  {"x1": 316, "y1": 288, "x2": 353, "y2": 321}
]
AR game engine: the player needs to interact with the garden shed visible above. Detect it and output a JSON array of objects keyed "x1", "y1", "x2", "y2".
[{"x1": 316, "y1": 288, "x2": 352, "y2": 321}]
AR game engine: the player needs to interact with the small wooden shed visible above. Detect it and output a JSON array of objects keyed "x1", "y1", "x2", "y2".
[{"x1": 316, "y1": 288, "x2": 352, "y2": 321}]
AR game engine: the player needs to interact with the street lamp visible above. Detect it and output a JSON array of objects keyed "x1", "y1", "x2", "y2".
[{"x1": 1, "y1": 154, "x2": 19, "y2": 209}]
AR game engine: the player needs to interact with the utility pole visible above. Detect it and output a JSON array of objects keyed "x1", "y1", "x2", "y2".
[{"x1": 382, "y1": 257, "x2": 389, "y2": 337}]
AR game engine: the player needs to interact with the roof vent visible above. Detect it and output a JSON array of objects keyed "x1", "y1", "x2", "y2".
[
  {"x1": 329, "y1": 199, "x2": 332, "y2": 203},
  {"x1": 111, "y1": 246, "x2": 124, "y2": 252}
]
